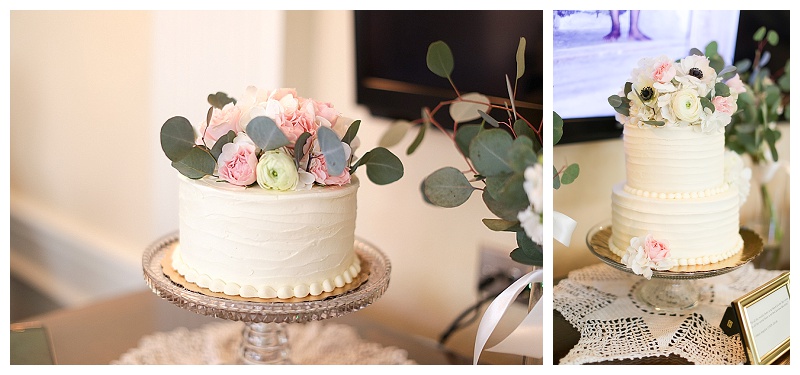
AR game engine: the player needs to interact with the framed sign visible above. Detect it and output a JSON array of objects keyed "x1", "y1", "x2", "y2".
[{"x1": 732, "y1": 272, "x2": 790, "y2": 365}]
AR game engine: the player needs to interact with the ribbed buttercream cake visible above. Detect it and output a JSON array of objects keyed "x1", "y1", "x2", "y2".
[
  {"x1": 172, "y1": 175, "x2": 361, "y2": 299},
  {"x1": 610, "y1": 124, "x2": 743, "y2": 266}
]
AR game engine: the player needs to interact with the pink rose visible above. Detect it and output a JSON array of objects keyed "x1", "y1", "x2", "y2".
[
  {"x1": 726, "y1": 74, "x2": 747, "y2": 94},
  {"x1": 300, "y1": 98, "x2": 340, "y2": 128},
  {"x1": 269, "y1": 88, "x2": 298, "y2": 101},
  {"x1": 217, "y1": 134, "x2": 258, "y2": 186},
  {"x1": 712, "y1": 96, "x2": 737, "y2": 115},
  {"x1": 202, "y1": 103, "x2": 243, "y2": 145},
  {"x1": 279, "y1": 101, "x2": 319, "y2": 143},
  {"x1": 308, "y1": 155, "x2": 351, "y2": 186},
  {"x1": 651, "y1": 60, "x2": 676, "y2": 83},
  {"x1": 643, "y1": 234, "x2": 670, "y2": 262}
]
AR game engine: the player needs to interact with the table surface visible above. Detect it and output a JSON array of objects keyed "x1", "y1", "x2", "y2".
[{"x1": 12, "y1": 289, "x2": 474, "y2": 365}]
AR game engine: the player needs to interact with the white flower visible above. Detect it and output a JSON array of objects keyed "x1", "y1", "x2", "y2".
[
  {"x1": 517, "y1": 206, "x2": 543, "y2": 245},
  {"x1": 675, "y1": 55, "x2": 717, "y2": 97},
  {"x1": 621, "y1": 234, "x2": 677, "y2": 279},
  {"x1": 295, "y1": 168, "x2": 316, "y2": 191},
  {"x1": 671, "y1": 89, "x2": 702, "y2": 124},
  {"x1": 256, "y1": 149, "x2": 299, "y2": 191},
  {"x1": 522, "y1": 164, "x2": 543, "y2": 213},
  {"x1": 724, "y1": 150, "x2": 751, "y2": 207},
  {"x1": 700, "y1": 107, "x2": 731, "y2": 134}
]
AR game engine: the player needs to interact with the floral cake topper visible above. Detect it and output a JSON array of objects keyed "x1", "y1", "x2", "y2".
[
  {"x1": 621, "y1": 234, "x2": 678, "y2": 279},
  {"x1": 608, "y1": 49, "x2": 746, "y2": 134},
  {"x1": 160, "y1": 87, "x2": 403, "y2": 190}
]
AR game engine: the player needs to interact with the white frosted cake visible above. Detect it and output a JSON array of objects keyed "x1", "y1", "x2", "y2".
[
  {"x1": 607, "y1": 53, "x2": 750, "y2": 274},
  {"x1": 172, "y1": 175, "x2": 361, "y2": 299}
]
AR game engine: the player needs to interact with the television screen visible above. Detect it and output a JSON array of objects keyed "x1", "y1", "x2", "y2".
[{"x1": 355, "y1": 10, "x2": 543, "y2": 130}]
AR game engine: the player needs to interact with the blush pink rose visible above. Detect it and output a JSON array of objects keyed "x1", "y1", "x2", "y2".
[
  {"x1": 726, "y1": 74, "x2": 747, "y2": 94},
  {"x1": 202, "y1": 103, "x2": 243, "y2": 145},
  {"x1": 712, "y1": 96, "x2": 737, "y2": 115},
  {"x1": 269, "y1": 88, "x2": 298, "y2": 101},
  {"x1": 279, "y1": 102, "x2": 319, "y2": 143},
  {"x1": 643, "y1": 234, "x2": 670, "y2": 262},
  {"x1": 651, "y1": 60, "x2": 676, "y2": 83},
  {"x1": 308, "y1": 155, "x2": 351, "y2": 186},
  {"x1": 217, "y1": 135, "x2": 258, "y2": 186}
]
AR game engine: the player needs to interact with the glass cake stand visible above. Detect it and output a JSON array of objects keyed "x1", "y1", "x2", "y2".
[
  {"x1": 142, "y1": 233, "x2": 391, "y2": 365},
  {"x1": 586, "y1": 222, "x2": 763, "y2": 313}
]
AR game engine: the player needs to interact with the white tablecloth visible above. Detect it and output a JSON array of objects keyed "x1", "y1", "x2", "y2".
[
  {"x1": 112, "y1": 321, "x2": 416, "y2": 365},
  {"x1": 554, "y1": 263, "x2": 784, "y2": 364}
]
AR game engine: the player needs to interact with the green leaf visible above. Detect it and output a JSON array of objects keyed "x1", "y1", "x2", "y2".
[
  {"x1": 553, "y1": 165, "x2": 561, "y2": 190},
  {"x1": 700, "y1": 97, "x2": 714, "y2": 113},
  {"x1": 294, "y1": 131, "x2": 312, "y2": 168},
  {"x1": 767, "y1": 30, "x2": 779, "y2": 46},
  {"x1": 560, "y1": 163, "x2": 580, "y2": 185},
  {"x1": 508, "y1": 136, "x2": 537, "y2": 173},
  {"x1": 715, "y1": 82, "x2": 731, "y2": 97},
  {"x1": 160, "y1": 116, "x2": 197, "y2": 162},
  {"x1": 171, "y1": 146, "x2": 216, "y2": 179},
  {"x1": 449, "y1": 92, "x2": 490, "y2": 123},
  {"x1": 764, "y1": 127, "x2": 779, "y2": 162},
  {"x1": 491, "y1": 172, "x2": 528, "y2": 213},
  {"x1": 210, "y1": 130, "x2": 236, "y2": 160},
  {"x1": 482, "y1": 189, "x2": 520, "y2": 221},
  {"x1": 407, "y1": 122, "x2": 427, "y2": 155},
  {"x1": 512, "y1": 230, "x2": 543, "y2": 266},
  {"x1": 247, "y1": 116, "x2": 290, "y2": 151},
  {"x1": 704, "y1": 41, "x2": 718, "y2": 57},
  {"x1": 342, "y1": 120, "x2": 360, "y2": 146},
  {"x1": 207, "y1": 92, "x2": 236, "y2": 109},
  {"x1": 553, "y1": 111, "x2": 564, "y2": 145},
  {"x1": 470, "y1": 128, "x2": 514, "y2": 177},
  {"x1": 379, "y1": 120, "x2": 413, "y2": 148},
  {"x1": 482, "y1": 218, "x2": 521, "y2": 232},
  {"x1": 423, "y1": 167, "x2": 474, "y2": 208},
  {"x1": 735, "y1": 59, "x2": 752, "y2": 73},
  {"x1": 426, "y1": 40, "x2": 454, "y2": 79},
  {"x1": 455, "y1": 124, "x2": 481, "y2": 156},
  {"x1": 478, "y1": 110, "x2": 500, "y2": 128},
  {"x1": 361, "y1": 147, "x2": 404, "y2": 185},
  {"x1": 785, "y1": 104, "x2": 790, "y2": 121},
  {"x1": 753, "y1": 26, "x2": 767, "y2": 42},
  {"x1": 516, "y1": 37, "x2": 526, "y2": 79},
  {"x1": 510, "y1": 247, "x2": 541, "y2": 266},
  {"x1": 643, "y1": 120, "x2": 665, "y2": 126},
  {"x1": 719, "y1": 66, "x2": 738, "y2": 80},
  {"x1": 689, "y1": 47, "x2": 704, "y2": 56},
  {"x1": 317, "y1": 126, "x2": 346, "y2": 177}
]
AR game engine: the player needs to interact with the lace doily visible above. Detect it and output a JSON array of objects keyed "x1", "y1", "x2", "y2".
[
  {"x1": 112, "y1": 321, "x2": 416, "y2": 365},
  {"x1": 554, "y1": 263, "x2": 784, "y2": 365}
]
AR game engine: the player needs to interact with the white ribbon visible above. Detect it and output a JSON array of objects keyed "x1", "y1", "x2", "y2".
[
  {"x1": 553, "y1": 211, "x2": 578, "y2": 246},
  {"x1": 473, "y1": 269, "x2": 543, "y2": 364}
]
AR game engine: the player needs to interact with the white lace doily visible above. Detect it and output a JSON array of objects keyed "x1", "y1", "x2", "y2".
[
  {"x1": 112, "y1": 321, "x2": 416, "y2": 365},
  {"x1": 554, "y1": 263, "x2": 784, "y2": 365}
]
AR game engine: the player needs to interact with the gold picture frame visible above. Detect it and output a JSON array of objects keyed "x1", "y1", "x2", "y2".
[{"x1": 732, "y1": 271, "x2": 790, "y2": 365}]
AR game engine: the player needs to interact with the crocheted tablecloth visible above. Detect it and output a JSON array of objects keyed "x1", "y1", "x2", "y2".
[
  {"x1": 553, "y1": 263, "x2": 784, "y2": 365},
  {"x1": 112, "y1": 321, "x2": 416, "y2": 365}
]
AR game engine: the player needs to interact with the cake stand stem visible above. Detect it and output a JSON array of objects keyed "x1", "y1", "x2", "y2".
[
  {"x1": 239, "y1": 322, "x2": 292, "y2": 364},
  {"x1": 634, "y1": 278, "x2": 699, "y2": 312}
]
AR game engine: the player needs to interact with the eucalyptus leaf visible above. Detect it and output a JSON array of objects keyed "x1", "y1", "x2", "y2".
[
  {"x1": 508, "y1": 136, "x2": 537, "y2": 173},
  {"x1": 210, "y1": 130, "x2": 236, "y2": 160},
  {"x1": 506, "y1": 74, "x2": 517, "y2": 118},
  {"x1": 478, "y1": 110, "x2": 500, "y2": 128},
  {"x1": 482, "y1": 189, "x2": 520, "y2": 221},
  {"x1": 455, "y1": 124, "x2": 481, "y2": 157},
  {"x1": 482, "y1": 218, "x2": 521, "y2": 232},
  {"x1": 553, "y1": 111, "x2": 564, "y2": 145},
  {"x1": 516, "y1": 37, "x2": 526, "y2": 79},
  {"x1": 513, "y1": 230, "x2": 543, "y2": 266},
  {"x1": 449, "y1": 92, "x2": 490, "y2": 123},
  {"x1": 560, "y1": 163, "x2": 579, "y2": 185},
  {"x1": 735, "y1": 59, "x2": 752, "y2": 73},
  {"x1": 689, "y1": 47, "x2": 703, "y2": 56},
  {"x1": 553, "y1": 165, "x2": 561, "y2": 190},
  {"x1": 469, "y1": 128, "x2": 514, "y2": 177},
  {"x1": 171, "y1": 146, "x2": 216, "y2": 179},
  {"x1": 754, "y1": 26, "x2": 767, "y2": 41},
  {"x1": 514, "y1": 118, "x2": 536, "y2": 142},
  {"x1": 379, "y1": 120, "x2": 413, "y2": 148},
  {"x1": 492, "y1": 172, "x2": 528, "y2": 213},
  {"x1": 160, "y1": 116, "x2": 196, "y2": 162},
  {"x1": 423, "y1": 167, "x2": 474, "y2": 208},
  {"x1": 361, "y1": 147, "x2": 404, "y2": 185},
  {"x1": 715, "y1": 82, "x2": 731, "y2": 97},
  {"x1": 317, "y1": 126, "x2": 347, "y2": 177},
  {"x1": 767, "y1": 30, "x2": 779, "y2": 46},
  {"x1": 407, "y1": 122, "x2": 427, "y2": 155},
  {"x1": 207, "y1": 91, "x2": 236, "y2": 109},
  {"x1": 247, "y1": 116, "x2": 290, "y2": 151},
  {"x1": 426, "y1": 40, "x2": 454, "y2": 78},
  {"x1": 760, "y1": 51, "x2": 771, "y2": 68},
  {"x1": 510, "y1": 247, "x2": 541, "y2": 267},
  {"x1": 700, "y1": 97, "x2": 714, "y2": 113},
  {"x1": 342, "y1": 120, "x2": 360, "y2": 146},
  {"x1": 624, "y1": 82, "x2": 633, "y2": 96},
  {"x1": 294, "y1": 132, "x2": 312, "y2": 168},
  {"x1": 764, "y1": 127, "x2": 779, "y2": 162},
  {"x1": 608, "y1": 95, "x2": 623, "y2": 107},
  {"x1": 704, "y1": 41, "x2": 718, "y2": 57},
  {"x1": 643, "y1": 120, "x2": 665, "y2": 126}
]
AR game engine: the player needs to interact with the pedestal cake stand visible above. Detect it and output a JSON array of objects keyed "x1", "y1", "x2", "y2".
[
  {"x1": 142, "y1": 233, "x2": 391, "y2": 365},
  {"x1": 587, "y1": 222, "x2": 763, "y2": 313}
]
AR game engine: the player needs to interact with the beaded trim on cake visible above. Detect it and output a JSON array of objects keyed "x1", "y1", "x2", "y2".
[
  {"x1": 622, "y1": 183, "x2": 730, "y2": 200},
  {"x1": 171, "y1": 246, "x2": 362, "y2": 299},
  {"x1": 608, "y1": 235, "x2": 743, "y2": 267}
]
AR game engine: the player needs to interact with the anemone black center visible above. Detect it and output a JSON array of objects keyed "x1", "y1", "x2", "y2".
[
  {"x1": 689, "y1": 67, "x2": 703, "y2": 79},
  {"x1": 640, "y1": 86, "x2": 654, "y2": 101}
]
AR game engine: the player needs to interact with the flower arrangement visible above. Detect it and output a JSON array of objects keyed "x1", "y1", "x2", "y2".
[
  {"x1": 160, "y1": 87, "x2": 403, "y2": 190},
  {"x1": 608, "y1": 51, "x2": 745, "y2": 133},
  {"x1": 621, "y1": 234, "x2": 677, "y2": 280},
  {"x1": 379, "y1": 38, "x2": 573, "y2": 266}
]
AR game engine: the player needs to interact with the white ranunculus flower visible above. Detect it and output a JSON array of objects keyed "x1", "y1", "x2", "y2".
[
  {"x1": 256, "y1": 149, "x2": 299, "y2": 191},
  {"x1": 671, "y1": 89, "x2": 702, "y2": 123}
]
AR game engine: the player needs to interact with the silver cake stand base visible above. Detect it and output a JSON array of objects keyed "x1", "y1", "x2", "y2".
[
  {"x1": 587, "y1": 222, "x2": 763, "y2": 313},
  {"x1": 142, "y1": 233, "x2": 391, "y2": 364}
]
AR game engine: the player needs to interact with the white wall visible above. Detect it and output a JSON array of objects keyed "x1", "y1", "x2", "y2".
[{"x1": 10, "y1": 10, "x2": 527, "y2": 359}]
